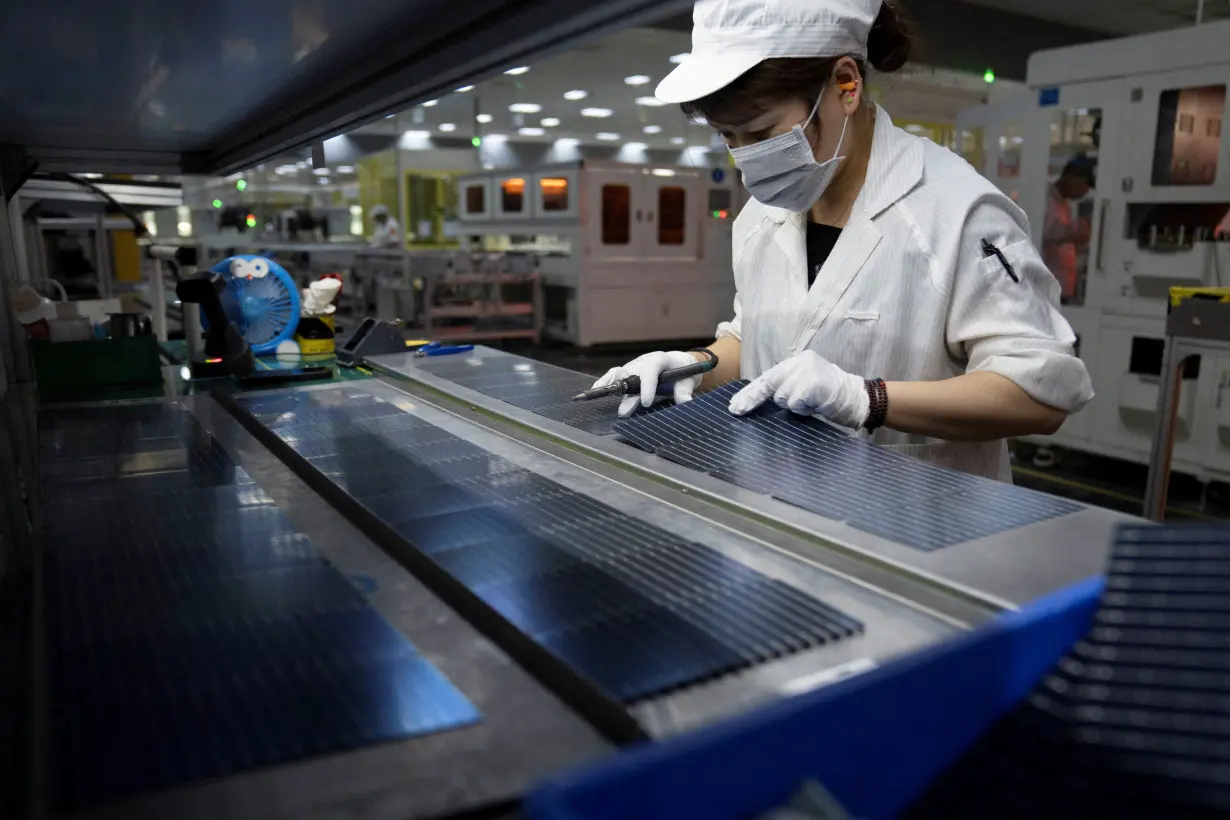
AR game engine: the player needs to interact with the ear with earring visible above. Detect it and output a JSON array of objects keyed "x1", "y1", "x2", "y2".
[{"x1": 838, "y1": 81, "x2": 858, "y2": 104}]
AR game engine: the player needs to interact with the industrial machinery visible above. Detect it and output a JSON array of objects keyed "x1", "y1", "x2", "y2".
[
  {"x1": 957, "y1": 21, "x2": 1230, "y2": 488},
  {"x1": 456, "y1": 159, "x2": 745, "y2": 347}
]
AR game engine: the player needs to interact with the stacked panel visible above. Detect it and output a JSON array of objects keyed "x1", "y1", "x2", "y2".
[{"x1": 908, "y1": 524, "x2": 1230, "y2": 818}]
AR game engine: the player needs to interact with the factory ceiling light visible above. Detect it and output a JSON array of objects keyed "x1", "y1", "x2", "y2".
[
  {"x1": 456, "y1": 85, "x2": 474, "y2": 92},
  {"x1": 518, "y1": 127, "x2": 546, "y2": 136},
  {"x1": 669, "y1": 53, "x2": 689, "y2": 64},
  {"x1": 563, "y1": 89, "x2": 588, "y2": 100},
  {"x1": 476, "y1": 113, "x2": 493, "y2": 123},
  {"x1": 596, "y1": 132, "x2": 620, "y2": 140},
  {"x1": 624, "y1": 75, "x2": 651, "y2": 85},
  {"x1": 541, "y1": 117, "x2": 560, "y2": 127},
  {"x1": 635, "y1": 96, "x2": 666, "y2": 107},
  {"x1": 438, "y1": 123, "x2": 456, "y2": 132},
  {"x1": 505, "y1": 66, "x2": 530, "y2": 75},
  {"x1": 643, "y1": 125, "x2": 662, "y2": 134},
  {"x1": 509, "y1": 103, "x2": 542, "y2": 113},
  {"x1": 422, "y1": 100, "x2": 438, "y2": 107},
  {"x1": 581, "y1": 107, "x2": 613, "y2": 118}
]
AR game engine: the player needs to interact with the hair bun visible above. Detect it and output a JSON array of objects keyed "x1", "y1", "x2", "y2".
[{"x1": 867, "y1": 0, "x2": 914, "y2": 74}]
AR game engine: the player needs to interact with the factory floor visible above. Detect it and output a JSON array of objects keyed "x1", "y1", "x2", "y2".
[{"x1": 500, "y1": 339, "x2": 1230, "y2": 524}]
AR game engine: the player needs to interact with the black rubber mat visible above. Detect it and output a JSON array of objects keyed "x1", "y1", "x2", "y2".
[
  {"x1": 237, "y1": 389, "x2": 863, "y2": 703},
  {"x1": 614, "y1": 382, "x2": 1081, "y2": 551},
  {"x1": 39, "y1": 403, "x2": 479, "y2": 811},
  {"x1": 907, "y1": 524, "x2": 1230, "y2": 819}
]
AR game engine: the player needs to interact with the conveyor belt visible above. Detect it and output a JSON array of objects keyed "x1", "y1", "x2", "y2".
[
  {"x1": 39, "y1": 404, "x2": 479, "y2": 811},
  {"x1": 234, "y1": 388, "x2": 865, "y2": 704},
  {"x1": 908, "y1": 524, "x2": 1230, "y2": 818},
  {"x1": 614, "y1": 382, "x2": 1081, "y2": 552}
]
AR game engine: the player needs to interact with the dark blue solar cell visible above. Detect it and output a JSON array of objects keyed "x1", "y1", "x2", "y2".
[
  {"x1": 615, "y1": 382, "x2": 1080, "y2": 552},
  {"x1": 234, "y1": 389, "x2": 864, "y2": 704},
  {"x1": 40, "y1": 405, "x2": 479, "y2": 811}
]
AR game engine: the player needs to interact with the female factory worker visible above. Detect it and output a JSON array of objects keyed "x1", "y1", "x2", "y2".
[{"x1": 592, "y1": 0, "x2": 1093, "y2": 482}]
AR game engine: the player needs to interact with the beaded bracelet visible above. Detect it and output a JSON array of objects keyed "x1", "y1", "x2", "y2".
[{"x1": 863, "y1": 378, "x2": 888, "y2": 432}]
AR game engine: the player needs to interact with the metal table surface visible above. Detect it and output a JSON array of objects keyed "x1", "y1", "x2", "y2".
[
  {"x1": 34, "y1": 394, "x2": 612, "y2": 820},
  {"x1": 367, "y1": 347, "x2": 1142, "y2": 613}
]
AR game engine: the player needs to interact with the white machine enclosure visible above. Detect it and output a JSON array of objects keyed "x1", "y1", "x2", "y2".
[
  {"x1": 457, "y1": 160, "x2": 744, "y2": 347},
  {"x1": 957, "y1": 21, "x2": 1230, "y2": 484}
]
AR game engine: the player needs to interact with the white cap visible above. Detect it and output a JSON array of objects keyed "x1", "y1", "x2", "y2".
[
  {"x1": 656, "y1": 0, "x2": 883, "y2": 104},
  {"x1": 371, "y1": 204, "x2": 389, "y2": 217}
]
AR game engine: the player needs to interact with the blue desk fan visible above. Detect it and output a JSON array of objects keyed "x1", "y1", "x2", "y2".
[{"x1": 206, "y1": 256, "x2": 301, "y2": 355}]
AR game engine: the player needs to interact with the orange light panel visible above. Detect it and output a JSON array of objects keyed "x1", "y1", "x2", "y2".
[
  {"x1": 501, "y1": 178, "x2": 526, "y2": 194},
  {"x1": 539, "y1": 178, "x2": 568, "y2": 190}
]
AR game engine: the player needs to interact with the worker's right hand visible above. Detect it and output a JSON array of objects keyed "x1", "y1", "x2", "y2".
[{"x1": 593, "y1": 350, "x2": 702, "y2": 418}]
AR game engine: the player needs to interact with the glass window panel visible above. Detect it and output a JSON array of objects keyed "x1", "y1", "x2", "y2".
[
  {"x1": 1044, "y1": 107, "x2": 1102, "y2": 306},
  {"x1": 1152, "y1": 85, "x2": 1225, "y2": 186},
  {"x1": 658, "y1": 186, "x2": 686, "y2": 246},
  {"x1": 501, "y1": 178, "x2": 525, "y2": 212},
  {"x1": 601, "y1": 185, "x2": 630, "y2": 245},
  {"x1": 465, "y1": 184, "x2": 485, "y2": 214},
  {"x1": 540, "y1": 178, "x2": 569, "y2": 212}
]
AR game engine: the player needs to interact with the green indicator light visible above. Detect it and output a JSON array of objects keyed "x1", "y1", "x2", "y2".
[
  {"x1": 471, "y1": 136, "x2": 482, "y2": 147},
  {"x1": 212, "y1": 199, "x2": 222, "y2": 209},
  {"x1": 983, "y1": 68, "x2": 995, "y2": 84},
  {"x1": 236, "y1": 179, "x2": 247, "y2": 191}
]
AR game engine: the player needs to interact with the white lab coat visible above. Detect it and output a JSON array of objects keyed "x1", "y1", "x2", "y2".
[
  {"x1": 717, "y1": 106, "x2": 1093, "y2": 482},
  {"x1": 370, "y1": 217, "x2": 402, "y2": 249}
]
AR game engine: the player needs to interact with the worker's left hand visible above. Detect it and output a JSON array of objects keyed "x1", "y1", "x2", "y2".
[{"x1": 728, "y1": 350, "x2": 870, "y2": 430}]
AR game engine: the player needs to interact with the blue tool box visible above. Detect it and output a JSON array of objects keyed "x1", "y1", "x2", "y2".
[{"x1": 526, "y1": 576, "x2": 1104, "y2": 820}]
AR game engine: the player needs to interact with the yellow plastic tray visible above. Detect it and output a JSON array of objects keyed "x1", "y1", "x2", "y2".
[{"x1": 1169, "y1": 286, "x2": 1230, "y2": 307}]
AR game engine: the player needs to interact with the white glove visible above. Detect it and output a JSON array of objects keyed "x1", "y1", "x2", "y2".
[
  {"x1": 593, "y1": 350, "x2": 702, "y2": 418},
  {"x1": 728, "y1": 350, "x2": 870, "y2": 430}
]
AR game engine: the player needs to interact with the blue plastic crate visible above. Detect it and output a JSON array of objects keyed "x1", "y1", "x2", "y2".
[{"x1": 526, "y1": 576, "x2": 1104, "y2": 820}]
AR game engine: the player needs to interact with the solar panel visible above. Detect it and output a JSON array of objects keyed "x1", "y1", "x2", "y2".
[
  {"x1": 39, "y1": 403, "x2": 479, "y2": 811},
  {"x1": 236, "y1": 389, "x2": 864, "y2": 703},
  {"x1": 614, "y1": 381, "x2": 1080, "y2": 552},
  {"x1": 907, "y1": 524, "x2": 1230, "y2": 819},
  {"x1": 409, "y1": 353, "x2": 664, "y2": 435}
]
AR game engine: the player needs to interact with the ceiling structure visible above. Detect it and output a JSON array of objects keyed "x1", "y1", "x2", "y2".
[
  {"x1": 957, "y1": 0, "x2": 1228, "y2": 34},
  {"x1": 651, "y1": 0, "x2": 1223, "y2": 79},
  {"x1": 5, "y1": 0, "x2": 1216, "y2": 178},
  {"x1": 339, "y1": 26, "x2": 1004, "y2": 157}
]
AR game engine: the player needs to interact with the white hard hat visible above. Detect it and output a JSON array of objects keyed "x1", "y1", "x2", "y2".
[
  {"x1": 371, "y1": 204, "x2": 389, "y2": 217},
  {"x1": 656, "y1": 0, "x2": 883, "y2": 105}
]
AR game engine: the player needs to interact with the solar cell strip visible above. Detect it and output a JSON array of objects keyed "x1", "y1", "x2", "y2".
[
  {"x1": 613, "y1": 382, "x2": 1080, "y2": 551},
  {"x1": 235, "y1": 389, "x2": 864, "y2": 704},
  {"x1": 908, "y1": 524, "x2": 1230, "y2": 818},
  {"x1": 40, "y1": 404, "x2": 479, "y2": 810}
]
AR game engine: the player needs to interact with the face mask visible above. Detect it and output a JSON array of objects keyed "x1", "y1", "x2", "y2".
[{"x1": 729, "y1": 88, "x2": 849, "y2": 212}]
